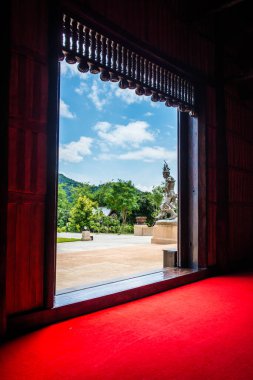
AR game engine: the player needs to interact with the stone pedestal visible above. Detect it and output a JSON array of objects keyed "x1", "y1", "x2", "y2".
[
  {"x1": 81, "y1": 230, "x2": 92, "y2": 241},
  {"x1": 134, "y1": 224, "x2": 153, "y2": 236},
  {"x1": 151, "y1": 219, "x2": 177, "y2": 244}
]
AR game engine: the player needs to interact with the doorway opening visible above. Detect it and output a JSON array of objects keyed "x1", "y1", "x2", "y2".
[
  {"x1": 56, "y1": 60, "x2": 179, "y2": 294},
  {"x1": 50, "y1": 13, "x2": 203, "y2": 304}
]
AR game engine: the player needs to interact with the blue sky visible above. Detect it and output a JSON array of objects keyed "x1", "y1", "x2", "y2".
[{"x1": 59, "y1": 60, "x2": 178, "y2": 192}]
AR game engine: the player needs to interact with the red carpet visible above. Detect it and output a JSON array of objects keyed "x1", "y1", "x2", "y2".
[{"x1": 1, "y1": 273, "x2": 253, "y2": 379}]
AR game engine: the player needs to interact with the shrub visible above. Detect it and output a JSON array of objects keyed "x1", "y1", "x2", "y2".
[
  {"x1": 120, "y1": 224, "x2": 134, "y2": 234},
  {"x1": 67, "y1": 195, "x2": 99, "y2": 232},
  {"x1": 57, "y1": 226, "x2": 67, "y2": 233}
]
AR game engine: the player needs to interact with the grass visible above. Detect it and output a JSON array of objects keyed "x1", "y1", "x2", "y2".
[{"x1": 57, "y1": 237, "x2": 81, "y2": 243}]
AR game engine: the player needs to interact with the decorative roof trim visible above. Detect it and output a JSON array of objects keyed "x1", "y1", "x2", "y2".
[{"x1": 60, "y1": 14, "x2": 197, "y2": 116}]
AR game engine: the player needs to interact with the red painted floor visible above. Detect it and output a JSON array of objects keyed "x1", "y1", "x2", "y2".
[{"x1": 1, "y1": 273, "x2": 253, "y2": 379}]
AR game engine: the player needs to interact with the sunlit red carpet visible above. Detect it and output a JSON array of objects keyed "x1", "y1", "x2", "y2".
[{"x1": 1, "y1": 273, "x2": 253, "y2": 380}]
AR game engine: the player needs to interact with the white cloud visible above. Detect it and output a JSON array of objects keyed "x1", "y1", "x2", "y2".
[
  {"x1": 88, "y1": 80, "x2": 111, "y2": 111},
  {"x1": 94, "y1": 120, "x2": 154, "y2": 148},
  {"x1": 144, "y1": 112, "x2": 153, "y2": 117},
  {"x1": 60, "y1": 99, "x2": 76, "y2": 119},
  {"x1": 118, "y1": 146, "x2": 177, "y2": 162},
  {"x1": 114, "y1": 88, "x2": 145, "y2": 105},
  {"x1": 95, "y1": 145, "x2": 177, "y2": 163},
  {"x1": 75, "y1": 82, "x2": 88, "y2": 95},
  {"x1": 60, "y1": 61, "x2": 86, "y2": 79},
  {"x1": 113, "y1": 87, "x2": 160, "y2": 108},
  {"x1": 98, "y1": 141, "x2": 110, "y2": 153},
  {"x1": 150, "y1": 101, "x2": 159, "y2": 108},
  {"x1": 59, "y1": 136, "x2": 93, "y2": 163},
  {"x1": 94, "y1": 121, "x2": 111, "y2": 133}
]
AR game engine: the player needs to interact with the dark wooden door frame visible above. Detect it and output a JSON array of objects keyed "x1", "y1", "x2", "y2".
[
  {"x1": 44, "y1": 4, "x2": 61, "y2": 309},
  {"x1": 178, "y1": 90, "x2": 207, "y2": 270},
  {"x1": 43, "y1": 4, "x2": 207, "y2": 310}
]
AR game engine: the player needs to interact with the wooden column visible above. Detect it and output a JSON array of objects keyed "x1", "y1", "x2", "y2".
[
  {"x1": 215, "y1": 16, "x2": 229, "y2": 271},
  {"x1": 178, "y1": 111, "x2": 189, "y2": 267},
  {"x1": 178, "y1": 95, "x2": 207, "y2": 269},
  {"x1": 196, "y1": 86, "x2": 207, "y2": 268}
]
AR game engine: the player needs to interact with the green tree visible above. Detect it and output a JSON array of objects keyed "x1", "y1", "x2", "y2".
[
  {"x1": 147, "y1": 185, "x2": 164, "y2": 218},
  {"x1": 57, "y1": 184, "x2": 70, "y2": 228},
  {"x1": 70, "y1": 183, "x2": 94, "y2": 204},
  {"x1": 131, "y1": 191, "x2": 154, "y2": 226},
  {"x1": 93, "y1": 183, "x2": 111, "y2": 207},
  {"x1": 68, "y1": 195, "x2": 99, "y2": 232},
  {"x1": 130, "y1": 185, "x2": 164, "y2": 226},
  {"x1": 102, "y1": 180, "x2": 139, "y2": 224}
]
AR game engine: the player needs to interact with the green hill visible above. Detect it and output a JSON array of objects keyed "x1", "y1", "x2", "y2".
[
  {"x1": 58, "y1": 174, "x2": 82, "y2": 199},
  {"x1": 58, "y1": 173, "x2": 81, "y2": 188},
  {"x1": 58, "y1": 174, "x2": 100, "y2": 199}
]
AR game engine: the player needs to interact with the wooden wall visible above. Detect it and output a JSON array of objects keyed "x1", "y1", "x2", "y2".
[
  {"x1": 6, "y1": 0, "x2": 48, "y2": 315},
  {"x1": 77, "y1": 0, "x2": 215, "y2": 77},
  {"x1": 226, "y1": 95, "x2": 253, "y2": 266},
  {"x1": 3, "y1": 0, "x2": 253, "y2": 333}
]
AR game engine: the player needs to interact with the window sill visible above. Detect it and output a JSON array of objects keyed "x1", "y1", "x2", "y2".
[
  {"x1": 55, "y1": 267, "x2": 203, "y2": 306},
  {"x1": 8, "y1": 268, "x2": 208, "y2": 337}
]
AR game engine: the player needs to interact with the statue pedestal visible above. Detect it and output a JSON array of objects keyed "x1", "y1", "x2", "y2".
[
  {"x1": 151, "y1": 219, "x2": 177, "y2": 244},
  {"x1": 134, "y1": 224, "x2": 153, "y2": 236}
]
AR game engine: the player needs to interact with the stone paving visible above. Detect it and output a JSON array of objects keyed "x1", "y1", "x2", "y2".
[
  {"x1": 56, "y1": 233, "x2": 177, "y2": 293},
  {"x1": 57, "y1": 233, "x2": 154, "y2": 252}
]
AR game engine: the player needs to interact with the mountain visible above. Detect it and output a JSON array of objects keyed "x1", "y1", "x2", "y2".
[
  {"x1": 58, "y1": 174, "x2": 150, "y2": 202},
  {"x1": 58, "y1": 174, "x2": 100, "y2": 199},
  {"x1": 58, "y1": 173, "x2": 81, "y2": 188},
  {"x1": 58, "y1": 173, "x2": 82, "y2": 199}
]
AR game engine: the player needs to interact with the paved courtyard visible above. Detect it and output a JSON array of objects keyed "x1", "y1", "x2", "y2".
[{"x1": 56, "y1": 233, "x2": 177, "y2": 293}]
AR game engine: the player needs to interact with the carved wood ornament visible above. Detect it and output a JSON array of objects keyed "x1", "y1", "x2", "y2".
[{"x1": 60, "y1": 14, "x2": 197, "y2": 116}]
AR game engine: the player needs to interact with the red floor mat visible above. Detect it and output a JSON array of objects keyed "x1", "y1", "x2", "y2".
[{"x1": 1, "y1": 273, "x2": 253, "y2": 379}]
